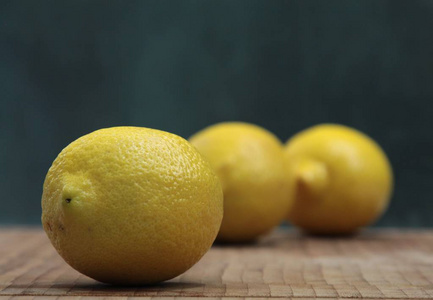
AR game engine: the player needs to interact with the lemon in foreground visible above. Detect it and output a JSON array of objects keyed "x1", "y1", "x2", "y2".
[
  {"x1": 41, "y1": 127, "x2": 223, "y2": 285},
  {"x1": 284, "y1": 124, "x2": 393, "y2": 234},
  {"x1": 189, "y1": 122, "x2": 292, "y2": 242}
]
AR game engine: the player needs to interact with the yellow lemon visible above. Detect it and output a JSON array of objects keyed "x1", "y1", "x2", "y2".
[
  {"x1": 41, "y1": 127, "x2": 223, "y2": 285},
  {"x1": 189, "y1": 122, "x2": 292, "y2": 242},
  {"x1": 284, "y1": 124, "x2": 393, "y2": 234}
]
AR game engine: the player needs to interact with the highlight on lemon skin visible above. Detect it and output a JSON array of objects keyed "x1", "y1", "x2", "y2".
[
  {"x1": 41, "y1": 126, "x2": 223, "y2": 285},
  {"x1": 284, "y1": 124, "x2": 393, "y2": 235},
  {"x1": 189, "y1": 122, "x2": 293, "y2": 243}
]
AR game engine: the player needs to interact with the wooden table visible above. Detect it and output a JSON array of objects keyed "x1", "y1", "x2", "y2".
[{"x1": 1, "y1": 228, "x2": 433, "y2": 299}]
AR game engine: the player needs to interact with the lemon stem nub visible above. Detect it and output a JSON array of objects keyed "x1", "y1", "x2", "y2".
[
  {"x1": 65, "y1": 198, "x2": 72, "y2": 203},
  {"x1": 295, "y1": 160, "x2": 329, "y2": 197}
]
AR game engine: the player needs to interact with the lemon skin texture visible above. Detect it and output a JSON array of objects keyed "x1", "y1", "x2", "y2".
[
  {"x1": 284, "y1": 124, "x2": 393, "y2": 235},
  {"x1": 41, "y1": 127, "x2": 223, "y2": 285},
  {"x1": 189, "y1": 122, "x2": 292, "y2": 243}
]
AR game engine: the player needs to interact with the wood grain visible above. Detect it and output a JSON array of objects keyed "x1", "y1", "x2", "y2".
[{"x1": 1, "y1": 228, "x2": 433, "y2": 299}]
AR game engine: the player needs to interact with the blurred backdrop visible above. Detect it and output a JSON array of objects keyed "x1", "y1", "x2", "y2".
[{"x1": 1, "y1": 0, "x2": 433, "y2": 226}]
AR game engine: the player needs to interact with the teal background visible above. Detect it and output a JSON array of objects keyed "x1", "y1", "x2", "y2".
[{"x1": 1, "y1": 0, "x2": 433, "y2": 225}]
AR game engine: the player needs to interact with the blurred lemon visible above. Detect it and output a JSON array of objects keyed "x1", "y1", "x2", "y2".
[
  {"x1": 42, "y1": 127, "x2": 223, "y2": 285},
  {"x1": 189, "y1": 122, "x2": 292, "y2": 242},
  {"x1": 284, "y1": 124, "x2": 393, "y2": 234}
]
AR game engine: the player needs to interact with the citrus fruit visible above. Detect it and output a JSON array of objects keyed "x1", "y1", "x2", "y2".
[
  {"x1": 189, "y1": 122, "x2": 292, "y2": 242},
  {"x1": 41, "y1": 126, "x2": 223, "y2": 285},
  {"x1": 284, "y1": 124, "x2": 393, "y2": 234}
]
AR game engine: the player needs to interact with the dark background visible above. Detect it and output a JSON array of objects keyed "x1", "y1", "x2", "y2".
[{"x1": 1, "y1": 0, "x2": 432, "y2": 226}]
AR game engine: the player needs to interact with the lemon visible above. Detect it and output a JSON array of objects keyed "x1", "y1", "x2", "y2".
[
  {"x1": 284, "y1": 124, "x2": 393, "y2": 234},
  {"x1": 189, "y1": 122, "x2": 292, "y2": 242},
  {"x1": 41, "y1": 127, "x2": 223, "y2": 285}
]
